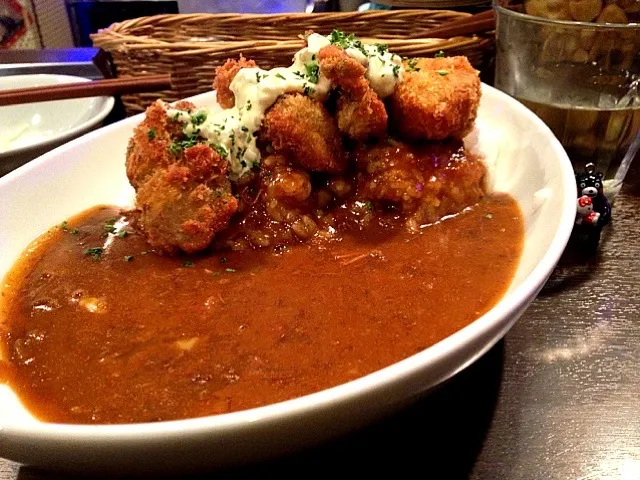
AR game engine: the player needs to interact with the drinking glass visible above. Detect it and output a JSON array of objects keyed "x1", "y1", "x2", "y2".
[{"x1": 494, "y1": 0, "x2": 640, "y2": 198}]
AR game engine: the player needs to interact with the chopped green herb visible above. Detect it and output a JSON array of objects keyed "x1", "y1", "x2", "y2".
[
  {"x1": 103, "y1": 217, "x2": 118, "y2": 234},
  {"x1": 392, "y1": 65, "x2": 400, "y2": 78},
  {"x1": 375, "y1": 43, "x2": 389, "y2": 54},
  {"x1": 365, "y1": 201, "x2": 374, "y2": 211},
  {"x1": 147, "y1": 128, "x2": 156, "y2": 141},
  {"x1": 169, "y1": 133, "x2": 202, "y2": 156},
  {"x1": 255, "y1": 72, "x2": 262, "y2": 83},
  {"x1": 190, "y1": 111, "x2": 207, "y2": 126},
  {"x1": 173, "y1": 112, "x2": 180, "y2": 121},
  {"x1": 168, "y1": 142, "x2": 182, "y2": 156},
  {"x1": 124, "y1": 255, "x2": 134, "y2": 262},
  {"x1": 305, "y1": 61, "x2": 320, "y2": 84},
  {"x1": 241, "y1": 125, "x2": 249, "y2": 132},
  {"x1": 216, "y1": 190, "x2": 223, "y2": 198},
  {"x1": 220, "y1": 256, "x2": 227, "y2": 264},
  {"x1": 436, "y1": 70, "x2": 449, "y2": 76},
  {"x1": 246, "y1": 100, "x2": 252, "y2": 111},
  {"x1": 71, "y1": 228, "x2": 80, "y2": 235},
  {"x1": 182, "y1": 260, "x2": 195, "y2": 267},
  {"x1": 213, "y1": 144, "x2": 228, "y2": 158},
  {"x1": 406, "y1": 58, "x2": 420, "y2": 72},
  {"x1": 328, "y1": 30, "x2": 367, "y2": 56},
  {"x1": 225, "y1": 268, "x2": 236, "y2": 273},
  {"x1": 275, "y1": 73, "x2": 286, "y2": 80},
  {"x1": 303, "y1": 85, "x2": 315, "y2": 96},
  {"x1": 435, "y1": 50, "x2": 445, "y2": 58},
  {"x1": 60, "y1": 220, "x2": 69, "y2": 232},
  {"x1": 83, "y1": 247, "x2": 104, "y2": 260},
  {"x1": 117, "y1": 230, "x2": 128, "y2": 238}
]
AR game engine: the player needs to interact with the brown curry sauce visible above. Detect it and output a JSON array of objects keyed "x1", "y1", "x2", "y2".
[{"x1": 0, "y1": 194, "x2": 523, "y2": 424}]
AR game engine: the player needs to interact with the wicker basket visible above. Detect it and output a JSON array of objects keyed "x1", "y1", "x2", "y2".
[{"x1": 92, "y1": 10, "x2": 494, "y2": 116}]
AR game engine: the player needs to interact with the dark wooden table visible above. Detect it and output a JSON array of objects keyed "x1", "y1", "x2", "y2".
[{"x1": 1, "y1": 167, "x2": 638, "y2": 480}]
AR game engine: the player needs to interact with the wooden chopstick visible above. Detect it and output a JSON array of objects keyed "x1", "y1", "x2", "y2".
[
  {"x1": 422, "y1": 9, "x2": 495, "y2": 39},
  {"x1": 0, "y1": 74, "x2": 172, "y2": 107}
]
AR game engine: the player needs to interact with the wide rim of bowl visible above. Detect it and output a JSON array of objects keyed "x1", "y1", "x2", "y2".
[
  {"x1": 494, "y1": 4, "x2": 640, "y2": 30},
  {"x1": 0, "y1": 83, "x2": 577, "y2": 441},
  {"x1": 0, "y1": 74, "x2": 115, "y2": 159}
]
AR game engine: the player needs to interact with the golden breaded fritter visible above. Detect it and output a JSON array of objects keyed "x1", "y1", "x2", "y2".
[
  {"x1": 389, "y1": 56, "x2": 481, "y2": 141},
  {"x1": 127, "y1": 102, "x2": 238, "y2": 253},
  {"x1": 318, "y1": 45, "x2": 388, "y2": 141},
  {"x1": 213, "y1": 56, "x2": 257, "y2": 109},
  {"x1": 261, "y1": 93, "x2": 346, "y2": 174},
  {"x1": 126, "y1": 100, "x2": 191, "y2": 189}
]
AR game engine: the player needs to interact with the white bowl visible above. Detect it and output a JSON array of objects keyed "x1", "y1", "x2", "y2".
[
  {"x1": 0, "y1": 85, "x2": 576, "y2": 474},
  {"x1": 0, "y1": 74, "x2": 114, "y2": 175}
]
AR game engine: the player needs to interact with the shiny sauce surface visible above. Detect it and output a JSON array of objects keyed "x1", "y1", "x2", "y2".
[{"x1": 0, "y1": 194, "x2": 523, "y2": 424}]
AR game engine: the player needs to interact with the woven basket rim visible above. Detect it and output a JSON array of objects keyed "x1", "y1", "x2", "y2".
[{"x1": 91, "y1": 9, "x2": 477, "y2": 49}]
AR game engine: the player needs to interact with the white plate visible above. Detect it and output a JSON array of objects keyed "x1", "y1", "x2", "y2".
[
  {"x1": 0, "y1": 85, "x2": 576, "y2": 474},
  {"x1": 0, "y1": 74, "x2": 114, "y2": 173}
]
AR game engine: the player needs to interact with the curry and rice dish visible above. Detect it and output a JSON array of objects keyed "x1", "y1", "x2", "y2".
[{"x1": 0, "y1": 32, "x2": 524, "y2": 424}]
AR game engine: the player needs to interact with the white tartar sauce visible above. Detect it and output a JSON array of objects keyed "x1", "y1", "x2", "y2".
[{"x1": 164, "y1": 32, "x2": 403, "y2": 181}]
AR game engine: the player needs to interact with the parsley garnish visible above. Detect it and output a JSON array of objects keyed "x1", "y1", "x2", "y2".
[
  {"x1": 117, "y1": 230, "x2": 128, "y2": 238},
  {"x1": 435, "y1": 50, "x2": 445, "y2": 58},
  {"x1": 406, "y1": 58, "x2": 420, "y2": 72},
  {"x1": 169, "y1": 134, "x2": 202, "y2": 155},
  {"x1": 365, "y1": 201, "x2": 374, "y2": 211},
  {"x1": 375, "y1": 43, "x2": 389, "y2": 55},
  {"x1": 213, "y1": 144, "x2": 228, "y2": 158},
  {"x1": 168, "y1": 142, "x2": 182, "y2": 156},
  {"x1": 147, "y1": 128, "x2": 156, "y2": 141},
  {"x1": 392, "y1": 65, "x2": 400, "y2": 78},
  {"x1": 241, "y1": 126, "x2": 249, "y2": 132},
  {"x1": 220, "y1": 256, "x2": 227, "y2": 264},
  {"x1": 71, "y1": 228, "x2": 80, "y2": 235},
  {"x1": 436, "y1": 70, "x2": 449, "y2": 76},
  {"x1": 103, "y1": 218, "x2": 117, "y2": 234},
  {"x1": 60, "y1": 220, "x2": 69, "y2": 232},
  {"x1": 329, "y1": 30, "x2": 367, "y2": 56},
  {"x1": 303, "y1": 85, "x2": 315, "y2": 96},
  {"x1": 190, "y1": 111, "x2": 207, "y2": 126},
  {"x1": 275, "y1": 73, "x2": 286, "y2": 80},
  {"x1": 124, "y1": 255, "x2": 134, "y2": 262},
  {"x1": 182, "y1": 260, "x2": 195, "y2": 267},
  {"x1": 255, "y1": 72, "x2": 262, "y2": 83},
  {"x1": 83, "y1": 247, "x2": 104, "y2": 260},
  {"x1": 305, "y1": 61, "x2": 320, "y2": 84},
  {"x1": 246, "y1": 100, "x2": 252, "y2": 111}
]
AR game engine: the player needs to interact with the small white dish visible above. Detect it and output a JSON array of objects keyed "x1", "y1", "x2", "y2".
[
  {"x1": 0, "y1": 74, "x2": 114, "y2": 175},
  {"x1": 0, "y1": 85, "x2": 576, "y2": 474}
]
